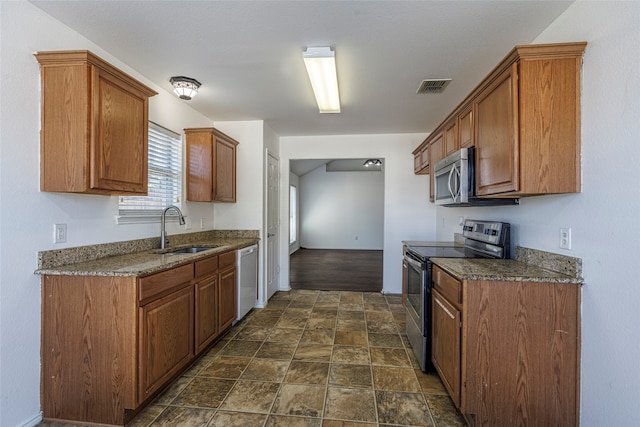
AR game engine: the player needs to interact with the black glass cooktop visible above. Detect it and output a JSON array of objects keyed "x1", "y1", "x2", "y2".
[{"x1": 406, "y1": 245, "x2": 469, "y2": 261}]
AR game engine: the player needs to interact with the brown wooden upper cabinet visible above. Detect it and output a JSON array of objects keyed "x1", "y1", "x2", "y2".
[
  {"x1": 428, "y1": 132, "x2": 445, "y2": 203},
  {"x1": 35, "y1": 51, "x2": 157, "y2": 195},
  {"x1": 413, "y1": 138, "x2": 430, "y2": 175},
  {"x1": 413, "y1": 42, "x2": 586, "y2": 200},
  {"x1": 184, "y1": 127, "x2": 239, "y2": 203},
  {"x1": 458, "y1": 105, "x2": 474, "y2": 149},
  {"x1": 475, "y1": 43, "x2": 586, "y2": 196},
  {"x1": 443, "y1": 117, "x2": 459, "y2": 157}
]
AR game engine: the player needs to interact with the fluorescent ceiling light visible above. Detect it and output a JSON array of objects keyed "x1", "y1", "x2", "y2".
[{"x1": 303, "y1": 47, "x2": 341, "y2": 113}]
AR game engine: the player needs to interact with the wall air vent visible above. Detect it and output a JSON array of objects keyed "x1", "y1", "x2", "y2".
[{"x1": 416, "y1": 79, "x2": 452, "y2": 94}]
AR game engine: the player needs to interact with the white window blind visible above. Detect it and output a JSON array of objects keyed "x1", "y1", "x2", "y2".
[{"x1": 117, "y1": 122, "x2": 182, "y2": 223}]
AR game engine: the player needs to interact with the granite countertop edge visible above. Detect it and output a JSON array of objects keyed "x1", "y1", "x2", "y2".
[
  {"x1": 35, "y1": 237, "x2": 259, "y2": 277},
  {"x1": 430, "y1": 257, "x2": 583, "y2": 284}
]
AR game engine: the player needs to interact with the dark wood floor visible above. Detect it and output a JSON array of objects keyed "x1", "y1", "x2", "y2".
[{"x1": 289, "y1": 248, "x2": 383, "y2": 292}]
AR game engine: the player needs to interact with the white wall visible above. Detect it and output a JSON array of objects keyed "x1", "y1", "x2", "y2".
[
  {"x1": 299, "y1": 166, "x2": 384, "y2": 250},
  {"x1": 211, "y1": 120, "x2": 273, "y2": 308},
  {"x1": 279, "y1": 133, "x2": 436, "y2": 295},
  {"x1": 0, "y1": 3, "x2": 215, "y2": 425},
  {"x1": 212, "y1": 120, "x2": 265, "y2": 231},
  {"x1": 435, "y1": 2, "x2": 640, "y2": 425}
]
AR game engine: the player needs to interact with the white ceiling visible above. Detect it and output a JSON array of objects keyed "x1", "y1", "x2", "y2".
[{"x1": 31, "y1": 1, "x2": 573, "y2": 137}]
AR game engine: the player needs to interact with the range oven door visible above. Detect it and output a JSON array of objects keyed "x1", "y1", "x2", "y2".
[{"x1": 404, "y1": 251, "x2": 432, "y2": 372}]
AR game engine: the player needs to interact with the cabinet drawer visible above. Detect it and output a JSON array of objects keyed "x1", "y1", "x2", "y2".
[
  {"x1": 219, "y1": 251, "x2": 236, "y2": 270},
  {"x1": 195, "y1": 255, "x2": 218, "y2": 278},
  {"x1": 139, "y1": 264, "x2": 193, "y2": 303},
  {"x1": 432, "y1": 265, "x2": 462, "y2": 306}
]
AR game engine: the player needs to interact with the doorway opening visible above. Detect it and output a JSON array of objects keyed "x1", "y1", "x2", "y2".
[{"x1": 288, "y1": 158, "x2": 384, "y2": 292}]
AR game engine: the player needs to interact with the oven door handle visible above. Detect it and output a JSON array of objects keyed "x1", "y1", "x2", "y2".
[{"x1": 404, "y1": 255, "x2": 424, "y2": 270}]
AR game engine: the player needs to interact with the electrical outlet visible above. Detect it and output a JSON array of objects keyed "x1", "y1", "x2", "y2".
[
  {"x1": 200, "y1": 218, "x2": 205, "y2": 229},
  {"x1": 458, "y1": 216, "x2": 465, "y2": 226},
  {"x1": 559, "y1": 227, "x2": 572, "y2": 250},
  {"x1": 54, "y1": 223, "x2": 67, "y2": 244},
  {"x1": 184, "y1": 218, "x2": 192, "y2": 230}
]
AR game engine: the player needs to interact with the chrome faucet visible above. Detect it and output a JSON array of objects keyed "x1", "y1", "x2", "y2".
[{"x1": 160, "y1": 205, "x2": 186, "y2": 249}]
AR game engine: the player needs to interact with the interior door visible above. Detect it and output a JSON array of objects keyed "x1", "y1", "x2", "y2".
[{"x1": 266, "y1": 152, "x2": 280, "y2": 300}]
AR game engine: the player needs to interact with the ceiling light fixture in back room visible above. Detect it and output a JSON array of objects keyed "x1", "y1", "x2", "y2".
[
  {"x1": 170, "y1": 76, "x2": 201, "y2": 100},
  {"x1": 302, "y1": 46, "x2": 341, "y2": 113},
  {"x1": 363, "y1": 159, "x2": 382, "y2": 167}
]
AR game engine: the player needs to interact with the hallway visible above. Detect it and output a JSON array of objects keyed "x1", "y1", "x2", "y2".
[{"x1": 289, "y1": 249, "x2": 383, "y2": 292}]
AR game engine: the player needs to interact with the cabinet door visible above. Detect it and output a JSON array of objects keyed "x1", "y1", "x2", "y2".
[
  {"x1": 186, "y1": 132, "x2": 213, "y2": 201},
  {"x1": 218, "y1": 266, "x2": 237, "y2": 332},
  {"x1": 139, "y1": 285, "x2": 194, "y2": 402},
  {"x1": 91, "y1": 66, "x2": 149, "y2": 194},
  {"x1": 458, "y1": 106, "x2": 474, "y2": 148},
  {"x1": 420, "y1": 145, "x2": 430, "y2": 171},
  {"x1": 195, "y1": 274, "x2": 218, "y2": 354},
  {"x1": 475, "y1": 64, "x2": 519, "y2": 195},
  {"x1": 444, "y1": 119, "x2": 458, "y2": 156},
  {"x1": 432, "y1": 289, "x2": 461, "y2": 408},
  {"x1": 413, "y1": 152, "x2": 422, "y2": 173},
  {"x1": 213, "y1": 136, "x2": 237, "y2": 202},
  {"x1": 413, "y1": 145, "x2": 430, "y2": 175}
]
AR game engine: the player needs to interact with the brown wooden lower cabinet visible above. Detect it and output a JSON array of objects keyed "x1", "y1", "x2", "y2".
[
  {"x1": 218, "y1": 252, "x2": 237, "y2": 331},
  {"x1": 194, "y1": 255, "x2": 220, "y2": 354},
  {"x1": 138, "y1": 284, "x2": 194, "y2": 403},
  {"x1": 431, "y1": 265, "x2": 581, "y2": 426},
  {"x1": 431, "y1": 288, "x2": 461, "y2": 407},
  {"x1": 41, "y1": 251, "x2": 237, "y2": 426}
]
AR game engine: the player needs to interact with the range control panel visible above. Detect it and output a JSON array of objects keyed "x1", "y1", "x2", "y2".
[{"x1": 462, "y1": 219, "x2": 510, "y2": 246}]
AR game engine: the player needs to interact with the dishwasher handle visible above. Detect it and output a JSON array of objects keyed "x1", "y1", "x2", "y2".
[{"x1": 240, "y1": 245, "x2": 258, "y2": 256}]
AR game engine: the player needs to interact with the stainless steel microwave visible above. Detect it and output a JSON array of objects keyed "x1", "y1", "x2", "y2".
[{"x1": 433, "y1": 147, "x2": 519, "y2": 207}]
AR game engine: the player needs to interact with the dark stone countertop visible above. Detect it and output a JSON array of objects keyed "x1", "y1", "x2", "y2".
[
  {"x1": 430, "y1": 257, "x2": 583, "y2": 284},
  {"x1": 35, "y1": 231, "x2": 259, "y2": 277}
]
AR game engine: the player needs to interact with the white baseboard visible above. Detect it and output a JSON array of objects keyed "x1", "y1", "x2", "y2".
[{"x1": 19, "y1": 412, "x2": 42, "y2": 427}]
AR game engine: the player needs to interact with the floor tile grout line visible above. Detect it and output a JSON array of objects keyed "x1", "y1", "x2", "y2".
[{"x1": 117, "y1": 290, "x2": 460, "y2": 427}]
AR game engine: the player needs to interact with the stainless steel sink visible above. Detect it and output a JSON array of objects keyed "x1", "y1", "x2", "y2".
[{"x1": 162, "y1": 245, "x2": 220, "y2": 255}]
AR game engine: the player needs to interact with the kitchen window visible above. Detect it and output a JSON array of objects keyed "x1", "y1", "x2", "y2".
[{"x1": 117, "y1": 122, "x2": 182, "y2": 224}]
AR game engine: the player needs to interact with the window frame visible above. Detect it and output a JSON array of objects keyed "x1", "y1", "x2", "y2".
[{"x1": 289, "y1": 184, "x2": 298, "y2": 244}]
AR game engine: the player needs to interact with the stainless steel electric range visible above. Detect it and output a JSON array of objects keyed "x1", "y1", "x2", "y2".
[{"x1": 403, "y1": 219, "x2": 511, "y2": 372}]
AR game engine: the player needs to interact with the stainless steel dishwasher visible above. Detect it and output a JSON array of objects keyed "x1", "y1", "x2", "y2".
[{"x1": 236, "y1": 244, "x2": 258, "y2": 322}]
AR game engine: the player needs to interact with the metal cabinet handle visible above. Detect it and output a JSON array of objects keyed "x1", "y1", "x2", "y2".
[{"x1": 435, "y1": 297, "x2": 455, "y2": 319}]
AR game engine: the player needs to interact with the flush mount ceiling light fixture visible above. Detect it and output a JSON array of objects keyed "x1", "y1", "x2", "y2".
[
  {"x1": 302, "y1": 46, "x2": 341, "y2": 113},
  {"x1": 363, "y1": 159, "x2": 382, "y2": 167},
  {"x1": 170, "y1": 76, "x2": 201, "y2": 100}
]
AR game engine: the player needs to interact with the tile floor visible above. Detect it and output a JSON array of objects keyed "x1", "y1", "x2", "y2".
[{"x1": 40, "y1": 290, "x2": 466, "y2": 427}]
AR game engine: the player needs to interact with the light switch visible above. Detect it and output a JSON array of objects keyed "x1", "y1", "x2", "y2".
[
  {"x1": 559, "y1": 227, "x2": 571, "y2": 250},
  {"x1": 54, "y1": 223, "x2": 67, "y2": 244}
]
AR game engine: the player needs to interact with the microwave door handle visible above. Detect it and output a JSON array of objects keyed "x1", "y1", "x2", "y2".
[
  {"x1": 447, "y1": 165, "x2": 456, "y2": 199},
  {"x1": 453, "y1": 165, "x2": 461, "y2": 202}
]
